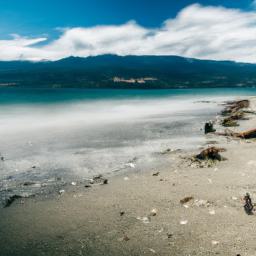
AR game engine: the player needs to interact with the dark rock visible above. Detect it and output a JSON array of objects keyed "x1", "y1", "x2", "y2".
[
  {"x1": 167, "y1": 233, "x2": 173, "y2": 238},
  {"x1": 243, "y1": 193, "x2": 254, "y2": 215},
  {"x1": 102, "y1": 179, "x2": 108, "y2": 185},
  {"x1": 180, "y1": 196, "x2": 194, "y2": 204},
  {"x1": 196, "y1": 147, "x2": 226, "y2": 161},
  {"x1": 204, "y1": 122, "x2": 216, "y2": 134},
  {"x1": 4, "y1": 195, "x2": 22, "y2": 208},
  {"x1": 23, "y1": 181, "x2": 36, "y2": 186}
]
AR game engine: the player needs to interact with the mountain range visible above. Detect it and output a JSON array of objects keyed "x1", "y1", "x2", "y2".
[{"x1": 0, "y1": 54, "x2": 256, "y2": 89}]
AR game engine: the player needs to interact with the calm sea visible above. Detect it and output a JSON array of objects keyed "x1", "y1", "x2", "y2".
[{"x1": 0, "y1": 88, "x2": 255, "y2": 191}]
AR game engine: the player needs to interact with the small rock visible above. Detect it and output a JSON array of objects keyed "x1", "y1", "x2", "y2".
[
  {"x1": 152, "y1": 172, "x2": 160, "y2": 176},
  {"x1": 84, "y1": 185, "x2": 91, "y2": 188},
  {"x1": 167, "y1": 233, "x2": 173, "y2": 238},
  {"x1": 122, "y1": 235, "x2": 130, "y2": 241},
  {"x1": 180, "y1": 196, "x2": 194, "y2": 204},
  {"x1": 59, "y1": 189, "x2": 65, "y2": 195},
  {"x1": 120, "y1": 211, "x2": 125, "y2": 216},
  {"x1": 150, "y1": 208, "x2": 158, "y2": 216},
  {"x1": 23, "y1": 181, "x2": 36, "y2": 186},
  {"x1": 102, "y1": 179, "x2": 108, "y2": 185},
  {"x1": 211, "y1": 240, "x2": 219, "y2": 246}
]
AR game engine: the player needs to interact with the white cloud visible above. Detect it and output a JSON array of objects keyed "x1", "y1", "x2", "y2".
[{"x1": 2, "y1": 4, "x2": 256, "y2": 62}]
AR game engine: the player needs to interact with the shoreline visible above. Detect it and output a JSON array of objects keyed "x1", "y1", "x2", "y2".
[{"x1": 1, "y1": 96, "x2": 256, "y2": 255}]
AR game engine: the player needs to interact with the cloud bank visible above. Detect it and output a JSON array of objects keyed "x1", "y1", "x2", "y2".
[{"x1": 2, "y1": 4, "x2": 256, "y2": 63}]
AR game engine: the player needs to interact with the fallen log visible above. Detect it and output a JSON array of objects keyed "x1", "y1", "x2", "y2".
[
  {"x1": 236, "y1": 128, "x2": 256, "y2": 139},
  {"x1": 216, "y1": 128, "x2": 256, "y2": 139}
]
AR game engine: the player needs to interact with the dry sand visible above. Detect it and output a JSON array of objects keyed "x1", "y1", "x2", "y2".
[{"x1": 1, "y1": 98, "x2": 256, "y2": 256}]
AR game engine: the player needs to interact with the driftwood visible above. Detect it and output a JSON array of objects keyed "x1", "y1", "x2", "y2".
[
  {"x1": 217, "y1": 128, "x2": 256, "y2": 139},
  {"x1": 196, "y1": 147, "x2": 226, "y2": 161}
]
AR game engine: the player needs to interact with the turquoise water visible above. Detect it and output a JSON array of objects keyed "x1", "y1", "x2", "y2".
[
  {"x1": 1, "y1": 87, "x2": 256, "y2": 104},
  {"x1": 0, "y1": 88, "x2": 255, "y2": 202}
]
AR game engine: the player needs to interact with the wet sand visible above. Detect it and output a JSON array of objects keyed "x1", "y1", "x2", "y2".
[{"x1": 1, "y1": 98, "x2": 256, "y2": 256}]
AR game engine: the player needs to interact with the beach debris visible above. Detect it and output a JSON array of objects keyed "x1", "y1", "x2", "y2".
[
  {"x1": 120, "y1": 211, "x2": 125, "y2": 216},
  {"x1": 243, "y1": 193, "x2": 254, "y2": 215},
  {"x1": 150, "y1": 208, "x2": 158, "y2": 216},
  {"x1": 180, "y1": 196, "x2": 194, "y2": 205},
  {"x1": 84, "y1": 184, "x2": 91, "y2": 188},
  {"x1": 71, "y1": 182, "x2": 77, "y2": 186},
  {"x1": 118, "y1": 235, "x2": 130, "y2": 242},
  {"x1": 149, "y1": 248, "x2": 156, "y2": 254},
  {"x1": 23, "y1": 181, "x2": 36, "y2": 186},
  {"x1": 221, "y1": 99, "x2": 249, "y2": 116},
  {"x1": 193, "y1": 199, "x2": 212, "y2": 208},
  {"x1": 0, "y1": 154, "x2": 4, "y2": 161},
  {"x1": 152, "y1": 171, "x2": 160, "y2": 176},
  {"x1": 180, "y1": 220, "x2": 188, "y2": 225},
  {"x1": 159, "y1": 148, "x2": 181, "y2": 155},
  {"x1": 187, "y1": 147, "x2": 226, "y2": 168},
  {"x1": 220, "y1": 99, "x2": 250, "y2": 128},
  {"x1": 158, "y1": 228, "x2": 164, "y2": 233},
  {"x1": 209, "y1": 209, "x2": 216, "y2": 215},
  {"x1": 211, "y1": 240, "x2": 220, "y2": 246},
  {"x1": 125, "y1": 162, "x2": 136, "y2": 168},
  {"x1": 123, "y1": 235, "x2": 130, "y2": 241},
  {"x1": 89, "y1": 174, "x2": 108, "y2": 185},
  {"x1": 3, "y1": 192, "x2": 34, "y2": 208},
  {"x1": 137, "y1": 216, "x2": 151, "y2": 224},
  {"x1": 204, "y1": 121, "x2": 216, "y2": 134},
  {"x1": 217, "y1": 128, "x2": 256, "y2": 139},
  {"x1": 196, "y1": 147, "x2": 226, "y2": 161},
  {"x1": 231, "y1": 196, "x2": 238, "y2": 201},
  {"x1": 167, "y1": 233, "x2": 173, "y2": 238},
  {"x1": 124, "y1": 176, "x2": 129, "y2": 181},
  {"x1": 101, "y1": 179, "x2": 108, "y2": 185},
  {"x1": 59, "y1": 189, "x2": 65, "y2": 195},
  {"x1": 3, "y1": 195, "x2": 22, "y2": 207}
]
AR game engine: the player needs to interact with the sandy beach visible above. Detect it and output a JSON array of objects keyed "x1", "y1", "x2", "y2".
[{"x1": 1, "y1": 97, "x2": 256, "y2": 256}]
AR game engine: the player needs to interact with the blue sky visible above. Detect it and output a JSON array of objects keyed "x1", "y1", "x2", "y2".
[
  {"x1": 0, "y1": 0, "x2": 254, "y2": 38},
  {"x1": 1, "y1": 0, "x2": 256, "y2": 62}
]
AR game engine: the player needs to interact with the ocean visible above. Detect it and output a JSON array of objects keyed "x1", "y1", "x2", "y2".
[{"x1": 0, "y1": 87, "x2": 255, "y2": 197}]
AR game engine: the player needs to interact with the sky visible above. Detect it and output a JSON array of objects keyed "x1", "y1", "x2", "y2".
[{"x1": 1, "y1": 0, "x2": 256, "y2": 62}]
